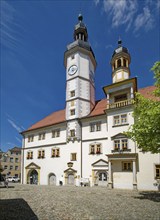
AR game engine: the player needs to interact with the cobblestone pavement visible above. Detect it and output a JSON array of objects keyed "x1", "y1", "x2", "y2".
[{"x1": 0, "y1": 183, "x2": 160, "y2": 220}]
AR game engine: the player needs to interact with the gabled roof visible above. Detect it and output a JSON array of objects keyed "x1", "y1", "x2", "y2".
[
  {"x1": 27, "y1": 109, "x2": 66, "y2": 132},
  {"x1": 111, "y1": 133, "x2": 127, "y2": 140},
  {"x1": 22, "y1": 85, "x2": 158, "y2": 133},
  {"x1": 10, "y1": 147, "x2": 21, "y2": 152}
]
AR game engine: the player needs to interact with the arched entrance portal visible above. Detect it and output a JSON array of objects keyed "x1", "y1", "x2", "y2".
[
  {"x1": 64, "y1": 168, "x2": 77, "y2": 185},
  {"x1": 29, "y1": 169, "x2": 38, "y2": 184},
  {"x1": 98, "y1": 171, "x2": 108, "y2": 186},
  {"x1": 25, "y1": 162, "x2": 40, "y2": 185},
  {"x1": 48, "y1": 173, "x2": 56, "y2": 185},
  {"x1": 67, "y1": 173, "x2": 74, "y2": 185}
]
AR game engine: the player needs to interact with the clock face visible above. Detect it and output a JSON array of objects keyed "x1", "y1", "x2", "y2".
[{"x1": 68, "y1": 65, "x2": 78, "y2": 75}]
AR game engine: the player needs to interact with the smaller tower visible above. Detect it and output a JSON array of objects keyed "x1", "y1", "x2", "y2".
[{"x1": 111, "y1": 39, "x2": 131, "y2": 83}]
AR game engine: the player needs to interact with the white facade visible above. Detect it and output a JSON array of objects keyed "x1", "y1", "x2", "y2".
[{"x1": 21, "y1": 15, "x2": 160, "y2": 190}]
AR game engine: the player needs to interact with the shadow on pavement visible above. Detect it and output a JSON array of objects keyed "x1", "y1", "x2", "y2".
[
  {"x1": 0, "y1": 198, "x2": 38, "y2": 220},
  {"x1": 0, "y1": 185, "x2": 15, "y2": 188},
  {"x1": 133, "y1": 191, "x2": 160, "y2": 202}
]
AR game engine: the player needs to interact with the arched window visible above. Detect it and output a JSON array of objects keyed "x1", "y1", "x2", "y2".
[
  {"x1": 117, "y1": 59, "x2": 121, "y2": 68},
  {"x1": 123, "y1": 59, "x2": 126, "y2": 67}
]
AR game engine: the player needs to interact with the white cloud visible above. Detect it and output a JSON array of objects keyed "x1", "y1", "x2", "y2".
[
  {"x1": 0, "y1": 1, "x2": 23, "y2": 51},
  {"x1": 134, "y1": 6, "x2": 154, "y2": 32},
  {"x1": 15, "y1": 137, "x2": 22, "y2": 143},
  {"x1": 156, "y1": 0, "x2": 160, "y2": 9},
  {"x1": 94, "y1": 0, "x2": 100, "y2": 6},
  {"x1": 94, "y1": 0, "x2": 157, "y2": 33},
  {"x1": 6, "y1": 114, "x2": 25, "y2": 133},
  {"x1": 7, "y1": 119, "x2": 22, "y2": 132},
  {"x1": 103, "y1": 0, "x2": 138, "y2": 31}
]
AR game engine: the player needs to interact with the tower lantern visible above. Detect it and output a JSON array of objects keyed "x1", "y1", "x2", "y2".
[{"x1": 111, "y1": 39, "x2": 131, "y2": 83}]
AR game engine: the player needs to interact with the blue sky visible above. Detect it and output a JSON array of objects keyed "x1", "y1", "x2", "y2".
[{"x1": 1, "y1": 0, "x2": 160, "y2": 152}]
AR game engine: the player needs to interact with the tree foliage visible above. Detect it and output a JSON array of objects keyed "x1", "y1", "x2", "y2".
[{"x1": 126, "y1": 61, "x2": 160, "y2": 153}]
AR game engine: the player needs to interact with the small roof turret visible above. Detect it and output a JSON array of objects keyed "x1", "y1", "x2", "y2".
[
  {"x1": 74, "y1": 14, "x2": 88, "y2": 42},
  {"x1": 112, "y1": 39, "x2": 130, "y2": 58}
]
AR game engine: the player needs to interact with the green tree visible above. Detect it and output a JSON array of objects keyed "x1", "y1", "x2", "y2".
[{"x1": 126, "y1": 62, "x2": 160, "y2": 153}]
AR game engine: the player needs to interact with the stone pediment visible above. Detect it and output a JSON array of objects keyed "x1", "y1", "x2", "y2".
[
  {"x1": 25, "y1": 162, "x2": 41, "y2": 169},
  {"x1": 64, "y1": 168, "x2": 77, "y2": 173},
  {"x1": 111, "y1": 133, "x2": 127, "y2": 140},
  {"x1": 92, "y1": 159, "x2": 108, "y2": 167}
]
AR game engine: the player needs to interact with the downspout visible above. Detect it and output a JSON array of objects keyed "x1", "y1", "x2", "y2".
[
  {"x1": 79, "y1": 120, "x2": 82, "y2": 178},
  {"x1": 21, "y1": 135, "x2": 25, "y2": 184}
]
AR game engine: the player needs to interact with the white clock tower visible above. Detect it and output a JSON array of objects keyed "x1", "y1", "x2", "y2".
[{"x1": 64, "y1": 14, "x2": 97, "y2": 141}]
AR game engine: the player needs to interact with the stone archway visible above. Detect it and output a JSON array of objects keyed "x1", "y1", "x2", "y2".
[
  {"x1": 25, "y1": 162, "x2": 40, "y2": 185},
  {"x1": 96, "y1": 170, "x2": 108, "y2": 186},
  {"x1": 64, "y1": 168, "x2": 77, "y2": 185},
  {"x1": 48, "y1": 173, "x2": 56, "y2": 185},
  {"x1": 28, "y1": 169, "x2": 38, "y2": 184}
]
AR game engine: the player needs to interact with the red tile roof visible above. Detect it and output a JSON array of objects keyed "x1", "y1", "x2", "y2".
[
  {"x1": 138, "y1": 85, "x2": 160, "y2": 101},
  {"x1": 24, "y1": 85, "x2": 159, "y2": 132},
  {"x1": 88, "y1": 99, "x2": 107, "y2": 117},
  {"x1": 27, "y1": 109, "x2": 66, "y2": 131}
]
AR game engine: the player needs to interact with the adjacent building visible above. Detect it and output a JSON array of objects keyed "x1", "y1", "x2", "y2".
[
  {"x1": 21, "y1": 15, "x2": 160, "y2": 190},
  {"x1": 0, "y1": 147, "x2": 21, "y2": 179}
]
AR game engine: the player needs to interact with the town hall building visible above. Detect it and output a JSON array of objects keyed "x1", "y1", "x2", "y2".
[{"x1": 21, "y1": 15, "x2": 160, "y2": 190}]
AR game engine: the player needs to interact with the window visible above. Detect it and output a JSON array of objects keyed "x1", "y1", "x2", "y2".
[
  {"x1": 113, "y1": 114, "x2": 127, "y2": 126},
  {"x1": 70, "y1": 129, "x2": 75, "y2": 137},
  {"x1": 114, "y1": 139, "x2": 128, "y2": 151},
  {"x1": 115, "y1": 94, "x2": 127, "y2": 102},
  {"x1": 70, "y1": 109, "x2": 75, "y2": 116},
  {"x1": 15, "y1": 166, "x2": 18, "y2": 170},
  {"x1": 70, "y1": 90, "x2": 75, "y2": 97},
  {"x1": 52, "y1": 129, "x2": 60, "y2": 138},
  {"x1": 90, "y1": 124, "x2": 95, "y2": 132},
  {"x1": 51, "y1": 148, "x2": 60, "y2": 157},
  {"x1": 155, "y1": 165, "x2": 160, "y2": 179},
  {"x1": 10, "y1": 158, "x2": 13, "y2": 163},
  {"x1": 114, "y1": 116, "x2": 120, "y2": 125},
  {"x1": 96, "y1": 122, "x2": 101, "y2": 131},
  {"x1": 123, "y1": 59, "x2": 126, "y2": 67},
  {"x1": 71, "y1": 100, "x2": 75, "y2": 107},
  {"x1": 96, "y1": 144, "x2": 101, "y2": 154},
  {"x1": 10, "y1": 166, "x2": 13, "y2": 170},
  {"x1": 122, "y1": 162, "x2": 132, "y2": 171},
  {"x1": 117, "y1": 59, "x2": 121, "y2": 68},
  {"x1": 38, "y1": 150, "x2": 45, "y2": 159},
  {"x1": 38, "y1": 133, "x2": 45, "y2": 140},
  {"x1": 27, "y1": 151, "x2": 33, "y2": 159},
  {"x1": 28, "y1": 135, "x2": 34, "y2": 142},
  {"x1": 90, "y1": 143, "x2": 102, "y2": 155},
  {"x1": 71, "y1": 153, "x2": 77, "y2": 161},
  {"x1": 121, "y1": 114, "x2": 127, "y2": 124},
  {"x1": 15, "y1": 158, "x2": 19, "y2": 163},
  {"x1": 4, "y1": 165, "x2": 8, "y2": 169},
  {"x1": 90, "y1": 145, "x2": 95, "y2": 154},
  {"x1": 114, "y1": 140, "x2": 120, "y2": 150},
  {"x1": 90, "y1": 122, "x2": 101, "y2": 132},
  {"x1": 122, "y1": 139, "x2": 128, "y2": 149}
]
